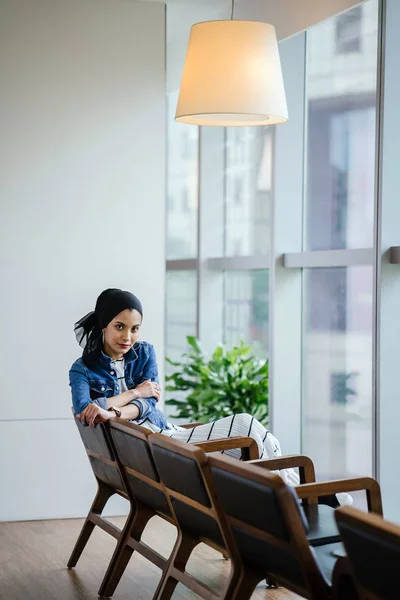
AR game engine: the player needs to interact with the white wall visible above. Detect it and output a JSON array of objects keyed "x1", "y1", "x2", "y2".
[{"x1": 0, "y1": 0, "x2": 166, "y2": 521}]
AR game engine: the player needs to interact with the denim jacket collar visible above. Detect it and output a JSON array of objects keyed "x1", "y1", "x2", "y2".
[{"x1": 98, "y1": 344, "x2": 138, "y2": 367}]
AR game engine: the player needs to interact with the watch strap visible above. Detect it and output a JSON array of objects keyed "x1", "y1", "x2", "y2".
[{"x1": 108, "y1": 406, "x2": 122, "y2": 418}]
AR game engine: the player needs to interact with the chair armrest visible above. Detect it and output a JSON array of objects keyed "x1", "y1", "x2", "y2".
[
  {"x1": 250, "y1": 455, "x2": 316, "y2": 485},
  {"x1": 194, "y1": 436, "x2": 259, "y2": 460},
  {"x1": 180, "y1": 422, "x2": 203, "y2": 429},
  {"x1": 295, "y1": 477, "x2": 383, "y2": 515}
]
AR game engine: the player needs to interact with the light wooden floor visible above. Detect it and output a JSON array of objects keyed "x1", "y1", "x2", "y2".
[{"x1": 0, "y1": 516, "x2": 302, "y2": 600}]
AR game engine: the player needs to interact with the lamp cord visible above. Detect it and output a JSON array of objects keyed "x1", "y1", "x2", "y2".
[{"x1": 231, "y1": 0, "x2": 234, "y2": 20}]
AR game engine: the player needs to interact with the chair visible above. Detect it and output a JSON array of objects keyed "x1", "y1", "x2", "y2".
[
  {"x1": 67, "y1": 416, "x2": 134, "y2": 571},
  {"x1": 208, "y1": 453, "x2": 382, "y2": 600},
  {"x1": 96, "y1": 420, "x2": 174, "y2": 598},
  {"x1": 68, "y1": 411, "x2": 258, "y2": 584},
  {"x1": 249, "y1": 454, "x2": 383, "y2": 548},
  {"x1": 334, "y1": 506, "x2": 400, "y2": 600},
  {"x1": 149, "y1": 433, "x2": 244, "y2": 600},
  {"x1": 95, "y1": 419, "x2": 259, "y2": 598}
]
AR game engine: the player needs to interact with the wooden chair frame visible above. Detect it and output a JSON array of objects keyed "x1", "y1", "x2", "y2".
[
  {"x1": 333, "y1": 507, "x2": 400, "y2": 600},
  {"x1": 70, "y1": 413, "x2": 381, "y2": 598},
  {"x1": 250, "y1": 455, "x2": 383, "y2": 514},
  {"x1": 148, "y1": 433, "x2": 244, "y2": 600},
  {"x1": 96, "y1": 420, "x2": 174, "y2": 598},
  {"x1": 67, "y1": 418, "x2": 134, "y2": 572},
  {"x1": 68, "y1": 415, "x2": 258, "y2": 598},
  {"x1": 208, "y1": 453, "x2": 363, "y2": 600}
]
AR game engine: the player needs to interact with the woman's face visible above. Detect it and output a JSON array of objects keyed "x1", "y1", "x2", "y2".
[{"x1": 102, "y1": 308, "x2": 142, "y2": 359}]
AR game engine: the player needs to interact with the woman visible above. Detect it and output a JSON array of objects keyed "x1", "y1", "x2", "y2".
[{"x1": 70, "y1": 288, "x2": 351, "y2": 505}]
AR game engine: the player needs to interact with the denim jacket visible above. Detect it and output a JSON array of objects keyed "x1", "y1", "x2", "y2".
[{"x1": 69, "y1": 341, "x2": 169, "y2": 429}]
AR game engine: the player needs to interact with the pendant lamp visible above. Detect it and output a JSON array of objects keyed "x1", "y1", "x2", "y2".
[{"x1": 175, "y1": 0, "x2": 288, "y2": 127}]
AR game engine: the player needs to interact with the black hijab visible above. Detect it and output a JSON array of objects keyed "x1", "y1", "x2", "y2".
[{"x1": 74, "y1": 288, "x2": 143, "y2": 365}]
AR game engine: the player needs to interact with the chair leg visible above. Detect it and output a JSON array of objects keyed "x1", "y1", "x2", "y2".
[
  {"x1": 332, "y1": 557, "x2": 358, "y2": 600},
  {"x1": 67, "y1": 484, "x2": 114, "y2": 568},
  {"x1": 221, "y1": 559, "x2": 244, "y2": 600},
  {"x1": 334, "y1": 574, "x2": 358, "y2": 600},
  {"x1": 153, "y1": 532, "x2": 199, "y2": 600},
  {"x1": 231, "y1": 570, "x2": 260, "y2": 600},
  {"x1": 266, "y1": 575, "x2": 280, "y2": 588},
  {"x1": 98, "y1": 506, "x2": 154, "y2": 598}
]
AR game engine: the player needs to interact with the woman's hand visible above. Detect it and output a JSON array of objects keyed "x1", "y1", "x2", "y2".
[
  {"x1": 132, "y1": 379, "x2": 161, "y2": 401},
  {"x1": 79, "y1": 404, "x2": 112, "y2": 427}
]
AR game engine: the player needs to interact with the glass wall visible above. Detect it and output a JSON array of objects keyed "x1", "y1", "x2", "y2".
[
  {"x1": 225, "y1": 128, "x2": 272, "y2": 258},
  {"x1": 165, "y1": 0, "x2": 380, "y2": 482},
  {"x1": 303, "y1": 266, "x2": 373, "y2": 479},
  {"x1": 165, "y1": 270, "x2": 197, "y2": 363},
  {"x1": 166, "y1": 91, "x2": 199, "y2": 260},
  {"x1": 224, "y1": 270, "x2": 269, "y2": 358},
  {"x1": 165, "y1": 122, "x2": 272, "y2": 365},
  {"x1": 302, "y1": 0, "x2": 379, "y2": 480}
]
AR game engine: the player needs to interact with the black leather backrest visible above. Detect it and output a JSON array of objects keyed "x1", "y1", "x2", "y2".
[
  {"x1": 231, "y1": 526, "x2": 307, "y2": 587},
  {"x1": 151, "y1": 444, "x2": 225, "y2": 546},
  {"x1": 73, "y1": 418, "x2": 125, "y2": 492},
  {"x1": 171, "y1": 499, "x2": 224, "y2": 547},
  {"x1": 110, "y1": 427, "x2": 159, "y2": 481},
  {"x1": 89, "y1": 456, "x2": 125, "y2": 492},
  {"x1": 74, "y1": 417, "x2": 114, "y2": 461},
  {"x1": 125, "y1": 474, "x2": 171, "y2": 517},
  {"x1": 211, "y1": 464, "x2": 309, "y2": 586},
  {"x1": 151, "y1": 445, "x2": 211, "y2": 507},
  {"x1": 338, "y1": 520, "x2": 400, "y2": 599},
  {"x1": 108, "y1": 426, "x2": 170, "y2": 516},
  {"x1": 211, "y1": 465, "x2": 308, "y2": 539}
]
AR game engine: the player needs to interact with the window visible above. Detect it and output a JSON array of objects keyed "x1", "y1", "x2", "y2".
[
  {"x1": 166, "y1": 1, "x2": 381, "y2": 492},
  {"x1": 166, "y1": 92, "x2": 198, "y2": 259},
  {"x1": 302, "y1": 0, "x2": 378, "y2": 481},
  {"x1": 306, "y1": 107, "x2": 376, "y2": 251},
  {"x1": 166, "y1": 0, "x2": 274, "y2": 369},
  {"x1": 166, "y1": 121, "x2": 272, "y2": 363},
  {"x1": 302, "y1": 267, "x2": 373, "y2": 480},
  {"x1": 181, "y1": 187, "x2": 190, "y2": 213},
  {"x1": 330, "y1": 372, "x2": 358, "y2": 406},
  {"x1": 225, "y1": 128, "x2": 272, "y2": 257},
  {"x1": 165, "y1": 271, "x2": 197, "y2": 364},
  {"x1": 181, "y1": 131, "x2": 191, "y2": 159},
  {"x1": 335, "y1": 6, "x2": 362, "y2": 54},
  {"x1": 224, "y1": 270, "x2": 269, "y2": 358},
  {"x1": 234, "y1": 177, "x2": 242, "y2": 207}
]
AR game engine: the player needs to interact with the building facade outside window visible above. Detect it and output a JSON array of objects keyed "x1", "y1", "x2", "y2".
[{"x1": 303, "y1": 0, "x2": 379, "y2": 481}]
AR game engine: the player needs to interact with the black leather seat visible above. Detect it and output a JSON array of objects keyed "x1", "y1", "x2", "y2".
[{"x1": 304, "y1": 503, "x2": 341, "y2": 546}]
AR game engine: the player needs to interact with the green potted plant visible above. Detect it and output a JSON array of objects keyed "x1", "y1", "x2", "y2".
[{"x1": 165, "y1": 336, "x2": 269, "y2": 426}]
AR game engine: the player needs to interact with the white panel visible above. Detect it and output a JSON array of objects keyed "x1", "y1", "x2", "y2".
[
  {"x1": 0, "y1": 0, "x2": 166, "y2": 422},
  {"x1": 270, "y1": 33, "x2": 306, "y2": 454},
  {"x1": 378, "y1": 0, "x2": 400, "y2": 523},
  {"x1": 0, "y1": 420, "x2": 129, "y2": 521}
]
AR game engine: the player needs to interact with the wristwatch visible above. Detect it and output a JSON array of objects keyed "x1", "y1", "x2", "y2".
[{"x1": 108, "y1": 406, "x2": 122, "y2": 418}]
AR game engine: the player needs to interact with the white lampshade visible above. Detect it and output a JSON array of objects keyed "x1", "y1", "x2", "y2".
[{"x1": 175, "y1": 20, "x2": 288, "y2": 127}]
